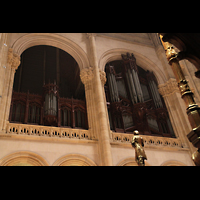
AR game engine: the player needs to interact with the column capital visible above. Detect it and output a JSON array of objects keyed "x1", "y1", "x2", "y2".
[
  {"x1": 158, "y1": 78, "x2": 179, "y2": 97},
  {"x1": 7, "y1": 48, "x2": 21, "y2": 71},
  {"x1": 99, "y1": 70, "x2": 107, "y2": 85},
  {"x1": 86, "y1": 33, "x2": 97, "y2": 39},
  {"x1": 80, "y1": 67, "x2": 94, "y2": 85}
]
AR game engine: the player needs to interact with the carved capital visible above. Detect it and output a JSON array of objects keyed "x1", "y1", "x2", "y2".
[
  {"x1": 7, "y1": 48, "x2": 21, "y2": 70},
  {"x1": 80, "y1": 67, "x2": 94, "y2": 85},
  {"x1": 99, "y1": 70, "x2": 107, "y2": 85},
  {"x1": 158, "y1": 78, "x2": 179, "y2": 97},
  {"x1": 12, "y1": 53, "x2": 21, "y2": 70},
  {"x1": 86, "y1": 33, "x2": 97, "y2": 39}
]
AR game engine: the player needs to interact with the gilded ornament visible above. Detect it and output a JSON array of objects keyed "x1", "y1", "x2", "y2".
[{"x1": 131, "y1": 130, "x2": 147, "y2": 166}]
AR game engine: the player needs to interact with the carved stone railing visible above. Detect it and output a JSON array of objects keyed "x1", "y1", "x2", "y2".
[
  {"x1": 5, "y1": 122, "x2": 91, "y2": 140},
  {"x1": 111, "y1": 131, "x2": 185, "y2": 149}
]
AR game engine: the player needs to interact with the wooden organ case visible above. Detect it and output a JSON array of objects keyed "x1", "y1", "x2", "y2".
[
  {"x1": 9, "y1": 83, "x2": 88, "y2": 129},
  {"x1": 105, "y1": 53, "x2": 175, "y2": 138}
]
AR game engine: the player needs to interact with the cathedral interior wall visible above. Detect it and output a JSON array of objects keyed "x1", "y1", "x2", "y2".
[{"x1": 0, "y1": 33, "x2": 197, "y2": 166}]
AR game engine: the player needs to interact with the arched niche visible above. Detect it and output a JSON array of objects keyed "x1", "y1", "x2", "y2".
[
  {"x1": 52, "y1": 154, "x2": 97, "y2": 166},
  {"x1": 0, "y1": 151, "x2": 49, "y2": 166}
]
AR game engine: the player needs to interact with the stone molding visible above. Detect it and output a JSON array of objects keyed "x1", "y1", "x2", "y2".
[
  {"x1": 0, "y1": 151, "x2": 49, "y2": 166},
  {"x1": 52, "y1": 154, "x2": 97, "y2": 166},
  {"x1": 158, "y1": 78, "x2": 179, "y2": 97}
]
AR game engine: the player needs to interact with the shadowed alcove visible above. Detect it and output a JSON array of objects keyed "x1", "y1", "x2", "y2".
[{"x1": 10, "y1": 45, "x2": 88, "y2": 129}]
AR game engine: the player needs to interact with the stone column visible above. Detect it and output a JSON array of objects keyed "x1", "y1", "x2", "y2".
[
  {"x1": 86, "y1": 33, "x2": 113, "y2": 166},
  {"x1": 80, "y1": 67, "x2": 97, "y2": 140},
  {"x1": 0, "y1": 48, "x2": 21, "y2": 131}
]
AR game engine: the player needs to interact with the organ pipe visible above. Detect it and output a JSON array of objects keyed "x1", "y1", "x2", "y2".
[
  {"x1": 132, "y1": 69, "x2": 144, "y2": 103},
  {"x1": 107, "y1": 65, "x2": 119, "y2": 102}
]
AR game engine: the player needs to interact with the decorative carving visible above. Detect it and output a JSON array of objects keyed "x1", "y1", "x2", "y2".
[
  {"x1": 7, "y1": 48, "x2": 21, "y2": 71},
  {"x1": 99, "y1": 69, "x2": 107, "y2": 85},
  {"x1": 6, "y1": 122, "x2": 91, "y2": 140},
  {"x1": 121, "y1": 52, "x2": 138, "y2": 72},
  {"x1": 178, "y1": 80, "x2": 192, "y2": 96},
  {"x1": 158, "y1": 78, "x2": 179, "y2": 97},
  {"x1": 12, "y1": 53, "x2": 21, "y2": 70},
  {"x1": 86, "y1": 33, "x2": 97, "y2": 39},
  {"x1": 165, "y1": 46, "x2": 178, "y2": 63},
  {"x1": 80, "y1": 68, "x2": 94, "y2": 85}
]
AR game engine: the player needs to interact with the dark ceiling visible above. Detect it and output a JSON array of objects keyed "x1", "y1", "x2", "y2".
[{"x1": 13, "y1": 45, "x2": 85, "y2": 99}]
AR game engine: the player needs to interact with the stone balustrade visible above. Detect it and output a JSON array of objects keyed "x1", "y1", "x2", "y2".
[
  {"x1": 111, "y1": 131, "x2": 184, "y2": 149},
  {"x1": 4, "y1": 122, "x2": 186, "y2": 150},
  {"x1": 6, "y1": 122, "x2": 91, "y2": 140}
]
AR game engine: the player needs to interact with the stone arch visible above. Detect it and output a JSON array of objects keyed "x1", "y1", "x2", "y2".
[
  {"x1": 116, "y1": 157, "x2": 151, "y2": 166},
  {"x1": 52, "y1": 154, "x2": 97, "y2": 166},
  {"x1": 99, "y1": 48, "x2": 167, "y2": 85},
  {"x1": 0, "y1": 151, "x2": 49, "y2": 166},
  {"x1": 11, "y1": 33, "x2": 90, "y2": 70},
  {"x1": 160, "y1": 160, "x2": 187, "y2": 166}
]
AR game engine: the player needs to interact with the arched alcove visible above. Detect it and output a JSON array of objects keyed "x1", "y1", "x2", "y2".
[
  {"x1": 52, "y1": 154, "x2": 97, "y2": 166},
  {"x1": 9, "y1": 43, "x2": 88, "y2": 129},
  {"x1": 0, "y1": 151, "x2": 49, "y2": 166}
]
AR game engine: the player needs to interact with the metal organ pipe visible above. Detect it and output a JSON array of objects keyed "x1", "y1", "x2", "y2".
[
  {"x1": 148, "y1": 80, "x2": 163, "y2": 108},
  {"x1": 152, "y1": 80, "x2": 163, "y2": 108},
  {"x1": 111, "y1": 73, "x2": 119, "y2": 102},
  {"x1": 126, "y1": 69, "x2": 138, "y2": 104},
  {"x1": 132, "y1": 69, "x2": 144, "y2": 103},
  {"x1": 107, "y1": 71, "x2": 119, "y2": 102}
]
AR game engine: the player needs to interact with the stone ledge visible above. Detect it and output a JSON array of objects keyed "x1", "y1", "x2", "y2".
[
  {"x1": 110, "y1": 131, "x2": 190, "y2": 151},
  {"x1": 2, "y1": 122, "x2": 97, "y2": 144}
]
